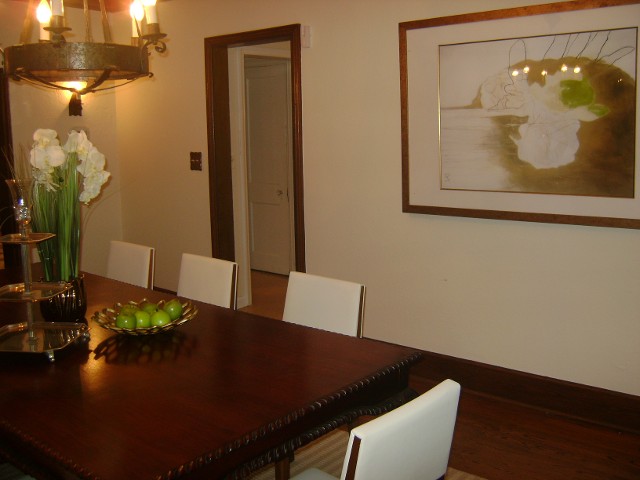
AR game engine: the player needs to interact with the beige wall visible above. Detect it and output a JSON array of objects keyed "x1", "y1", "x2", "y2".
[{"x1": 2, "y1": 0, "x2": 639, "y2": 396}]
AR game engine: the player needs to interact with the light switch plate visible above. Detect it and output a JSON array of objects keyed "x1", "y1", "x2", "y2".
[{"x1": 190, "y1": 152, "x2": 202, "y2": 171}]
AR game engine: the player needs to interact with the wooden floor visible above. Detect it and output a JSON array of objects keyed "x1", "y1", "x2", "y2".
[
  {"x1": 243, "y1": 270, "x2": 640, "y2": 480},
  {"x1": 238, "y1": 270, "x2": 288, "y2": 320}
]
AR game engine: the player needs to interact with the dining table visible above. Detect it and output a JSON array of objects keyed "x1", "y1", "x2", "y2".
[{"x1": 0, "y1": 270, "x2": 423, "y2": 480}]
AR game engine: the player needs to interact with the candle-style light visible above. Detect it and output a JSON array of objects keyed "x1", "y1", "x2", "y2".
[
  {"x1": 142, "y1": 0, "x2": 158, "y2": 24},
  {"x1": 2, "y1": 0, "x2": 168, "y2": 116},
  {"x1": 51, "y1": 0, "x2": 63, "y2": 16},
  {"x1": 35, "y1": 0, "x2": 52, "y2": 41},
  {"x1": 130, "y1": 0, "x2": 144, "y2": 39}
]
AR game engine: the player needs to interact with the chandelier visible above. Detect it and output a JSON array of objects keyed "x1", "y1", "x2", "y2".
[{"x1": 1, "y1": 0, "x2": 167, "y2": 115}]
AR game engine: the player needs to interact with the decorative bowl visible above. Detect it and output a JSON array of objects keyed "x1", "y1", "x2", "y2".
[{"x1": 92, "y1": 298, "x2": 198, "y2": 336}]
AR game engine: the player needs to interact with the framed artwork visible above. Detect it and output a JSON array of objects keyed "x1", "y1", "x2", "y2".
[{"x1": 400, "y1": 0, "x2": 640, "y2": 228}]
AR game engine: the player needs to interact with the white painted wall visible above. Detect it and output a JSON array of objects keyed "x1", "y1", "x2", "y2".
[{"x1": 2, "y1": 0, "x2": 639, "y2": 396}]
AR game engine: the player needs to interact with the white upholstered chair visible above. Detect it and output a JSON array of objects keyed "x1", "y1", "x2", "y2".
[
  {"x1": 276, "y1": 272, "x2": 366, "y2": 479},
  {"x1": 0, "y1": 462, "x2": 35, "y2": 480},
  {"x1": 290, "y1": 379, "x2": 461, "y2": 480},
  {"x1": 282, "y1": 271, "x2": 366, "y2": 337},
  {"x1": 177, "y1": 253, "x2": 238, "y2": 308},
  {"x1": 106, "y1": 240, "x2": 155, "y2": 288}
]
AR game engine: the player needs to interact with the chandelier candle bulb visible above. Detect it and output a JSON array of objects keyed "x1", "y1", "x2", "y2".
[
  {"x1": 142, "y1": 0, "x2": 158, "y2": 24},
  {"x1": 51, "y1": 0, "x2": 63, "y2": 16},
  {"x1": 36, "y1": 0, "x2": 51, "y2": 41},
  {"x1": 130, "y1": 0, "x2": 144, "y2": 38}
]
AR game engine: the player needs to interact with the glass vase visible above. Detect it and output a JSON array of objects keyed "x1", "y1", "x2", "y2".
[{"x1": 5, "y1": 179, "x2": 35, "y2": 290}]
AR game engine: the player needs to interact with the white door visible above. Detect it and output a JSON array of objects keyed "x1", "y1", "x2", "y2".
[{"x1": 244, "y1": 56, "x2": 293, "y2": 275}]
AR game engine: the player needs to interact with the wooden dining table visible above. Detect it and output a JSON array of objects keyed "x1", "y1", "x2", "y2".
[{"x1": 0, "y1": 271, "x2": 422, "y2": 479}]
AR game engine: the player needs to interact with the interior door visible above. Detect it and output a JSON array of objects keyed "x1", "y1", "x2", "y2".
[{"x1": 244, "y1": 56, "x2": 293, "y2": 275}]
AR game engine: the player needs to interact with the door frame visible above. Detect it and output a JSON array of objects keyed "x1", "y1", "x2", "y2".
[{"x1": 204, "y1": 24, "x2": 305, "y2": 272}]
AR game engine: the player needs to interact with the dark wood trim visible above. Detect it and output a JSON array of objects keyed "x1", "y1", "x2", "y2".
[
  {"x1": 205, "y1": 43, "x2": 235, "y2": 261},
  {"x1": 289, "y1": 26, "x2": 306, "y2": 272},
  {"x1": 204, "y1": 24, "x2": 306, "y2": 271},
  {"x1": 344, "y1": 436, "x2": 361, "y2": 480},
  {"x1": 410, "y1": 349, "x2": 640, "y2": 434}
]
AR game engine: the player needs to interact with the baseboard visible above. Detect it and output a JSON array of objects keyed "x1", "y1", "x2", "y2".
[
  {"x1": 410, "y1": 350, "x2": 640, "y2": 435},
  {"x1": 153, "y1": 286, "x2": 175, "y2": 294}
]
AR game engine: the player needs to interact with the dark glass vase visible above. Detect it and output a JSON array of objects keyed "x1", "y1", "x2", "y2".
[{"x1": 40, "y1": 276, "x2": 87, "y2": 323}]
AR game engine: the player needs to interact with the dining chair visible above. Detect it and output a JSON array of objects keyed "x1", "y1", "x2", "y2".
[
  {"x1": 290, "y1": 379, "x2": 461, "y2": 480},
  {"x1": 282, "y1": 271, "x2": 366, "y2": 337},
  {"x1": 0, "y1": 462, "x2": 35, "y2": 479},
  {"x1": 177, "y1": 253, "x2": 238, "y2": 308},
  {"x1": 276, "y1": 271, "x2": 366, "y2": 479},
  {"x1": 105, "y1": 240, "x2": 155, "y2": 289}
]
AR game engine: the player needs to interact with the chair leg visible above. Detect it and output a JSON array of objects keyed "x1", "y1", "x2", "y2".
[{"x1": 275, "y1": 457, "x2": 290, "y2": 480}]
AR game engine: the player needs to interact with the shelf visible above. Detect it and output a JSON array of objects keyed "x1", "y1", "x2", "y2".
[
  {"x1": 0, "y1": 233, "x2": 55, "y2": 244},
  {"x1": 0, "y1": 321, "x2": 89, "y2": 361},
  {"x1": 0, "y1": 230, "x2": 87, "y2": 361},
  {"x1": 0, "y1": 282, "x2": 72, "y2": 302}
]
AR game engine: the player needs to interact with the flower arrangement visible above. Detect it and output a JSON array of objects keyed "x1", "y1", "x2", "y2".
[{"x1": 29, "y1": 129, "x2": 110, "y2": 282}]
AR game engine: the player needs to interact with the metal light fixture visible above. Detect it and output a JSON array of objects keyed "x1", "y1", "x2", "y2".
[{"x1": 1, "y1": 0, "x2": 167, "y2": 116}]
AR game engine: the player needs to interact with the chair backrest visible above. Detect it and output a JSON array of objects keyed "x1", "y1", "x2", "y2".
[
  {"x1": 177, "y1": 253, "x2": 238, "y2": 308},
  {"x1": 282, "y1": 271, "x2": 365, "y2": 337},
  {"x1": 340, "y1": 379, "x2": 461, "y2": 480},
  {"x1": 106, "y1": 240, "x2": 155, "y2": 288}
]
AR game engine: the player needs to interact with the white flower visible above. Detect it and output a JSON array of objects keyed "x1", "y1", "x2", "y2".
[
  {"x1": 29, "y1": 128, "x2": 110, "y2": 203},
  {"x1": 30, "y1": 129, "x2": 66, "y2": 191},
  {"x1": 76, "y1": 148, "x2": 106, "y2": 177},
  {"x1": 64, "y1": 130, "x2": 94, "y2": 161},
  {"x1": 79, "y1": 170, "x2": 110, "y2": 204},
  {"x1": 31, "y1": 168, "x2": 57, "y2": 191},
  {"x1": 76, "y1": 147, "x2": 110, "y2": 204},
  {"x1": 33, "y1": 129, "x2": 60, "y2": 148}
]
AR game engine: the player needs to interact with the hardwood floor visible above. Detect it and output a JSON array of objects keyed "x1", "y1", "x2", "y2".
[
  {"x1": 411, "y1": 377, "x2": 640, "y2": 480},
  {"x1": 239, "y1": 270, "x2": 288, "y2": 320},
  {"x1": 244, "y1": 270, "x2": 640, "y2": 479}
]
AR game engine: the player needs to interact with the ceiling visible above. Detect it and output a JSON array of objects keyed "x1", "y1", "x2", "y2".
[{"x1": 15, "y1": 0, "x2": 168, "y2": 13}]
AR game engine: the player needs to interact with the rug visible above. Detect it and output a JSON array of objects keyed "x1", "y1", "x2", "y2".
[{"x1": 246, "y1": 429, "x2": 486, "y2": 479}]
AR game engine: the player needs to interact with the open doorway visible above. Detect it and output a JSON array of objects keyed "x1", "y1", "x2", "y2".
[
  {"x1": 229, "y1": 47, "x2": 294, "y2": 307},
  {"x1": 242, "y1": 54, "x2": 294, "y2": 276},
  {"x1": 204, "y1": 25, "x2": 305, "y2": 310}
]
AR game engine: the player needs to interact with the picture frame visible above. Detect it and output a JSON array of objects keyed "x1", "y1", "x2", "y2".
[{"x1": 399, "y1": 0, "x2": 640, "y2": 229}]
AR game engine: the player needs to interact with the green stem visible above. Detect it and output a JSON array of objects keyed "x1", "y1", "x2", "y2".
[
  {"x1": 32, "y1": 183, "x2": 57, "y2": 281},
  {"x1": 32, "y1": 152, "x2": 81, "y2": 282},
  {"x1": 57, "y1": 153, "x2": 80, "y2": 281}
]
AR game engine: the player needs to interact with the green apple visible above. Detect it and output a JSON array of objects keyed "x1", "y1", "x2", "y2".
[
  {"x1": 150, "y1": 309, "x2": 171, "y2": 327},
  {"x1": 134, "y1": 310, "x2": 151, "y2": 329},
  {"x1": 163, "y1": 299, "x2": 183, "y2": 320},
  {"x1": 141, "y1": 302, "x2": 158, "y2": 315},
  {"x1": 115, "y1": 313, "x2": 136, "y2": 329},
  {"x1": 120, "y1": 304, "x2": 138, "y2": 316}
]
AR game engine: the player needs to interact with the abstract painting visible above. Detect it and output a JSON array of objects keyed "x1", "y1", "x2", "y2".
[
  {"x1": 400, "y1": 0, "x2": 640, "y2": 229},
  {"x1": 439, "y1": 28, "x2": 636, "y2": 198}
]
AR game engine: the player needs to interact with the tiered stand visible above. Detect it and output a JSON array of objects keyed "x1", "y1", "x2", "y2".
[{"x1": 0, "y1": 232, "x2": 89, "y2": 361}]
